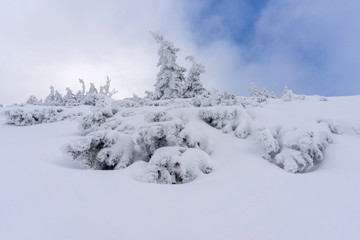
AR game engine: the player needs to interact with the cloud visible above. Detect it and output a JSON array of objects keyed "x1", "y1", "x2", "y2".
[{"x1": 0, "y1": 0, "x2": 359, "y2": 105}]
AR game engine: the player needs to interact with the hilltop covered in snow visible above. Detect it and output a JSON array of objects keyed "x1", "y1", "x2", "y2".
[{"x1": 1, "y1": 33, "x2": 359, "y2": 240}]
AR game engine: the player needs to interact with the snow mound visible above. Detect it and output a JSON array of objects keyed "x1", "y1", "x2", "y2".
[{"x1": 141, "y1": 146, "x2": 212, "y2": 184}]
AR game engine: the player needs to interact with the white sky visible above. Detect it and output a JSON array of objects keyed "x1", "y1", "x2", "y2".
[{"x1": 1, "y1": 0, "x2": 360, "y2": 105}]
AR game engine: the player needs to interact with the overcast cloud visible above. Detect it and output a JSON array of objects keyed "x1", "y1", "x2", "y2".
[{"x1": 0, "y1": 0, "x2": 359, "y2": 105}]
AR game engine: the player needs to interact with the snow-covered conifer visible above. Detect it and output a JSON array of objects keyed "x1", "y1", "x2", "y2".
[
  {"x1": 44, "y1": 86, "x2": 55, "y2": 106},
  {"x1": 183, "y1": 56, "x2": 206, "y2": 98},
  {"x1": 63, "y1": 88, "x2": 78, "y2": 106},
  {"x1": 281, "y1": 86, "x2": 305, "y2": 102},
  {"x1": 26, "y1": 95, "x2": 42, "y2": 105},
  {"x1": 151, "y1": 32, "x2": 186, "y2": 100},
  {"x1": 248, "y1": 83, "x2": 276, "y2": 103}
]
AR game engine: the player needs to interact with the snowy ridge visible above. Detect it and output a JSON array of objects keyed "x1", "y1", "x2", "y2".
[{"x1": 1, "y1": 95, "x2": 360, "y2": 240}]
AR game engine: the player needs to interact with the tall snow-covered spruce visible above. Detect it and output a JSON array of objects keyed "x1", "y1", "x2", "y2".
[
  {"x1": 183, "y1": 56, "x2": 206, "y2": 98},
  {"x1": 151, "y1": 32, "x2": 186, "y2": 100}
]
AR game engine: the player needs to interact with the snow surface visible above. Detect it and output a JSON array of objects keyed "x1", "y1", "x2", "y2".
[{"x1": 1, "y1": 96, "x2": 360, "y2": 240}]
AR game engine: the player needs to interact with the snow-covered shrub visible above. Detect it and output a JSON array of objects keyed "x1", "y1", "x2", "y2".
[
  {"x1": 277, "y1": 126, "x2": 333, "y2": 173},
  {"x1": 319, "y1": 96, "x2": 328, "y2": 101},
  {"x1": 318, "y1": 119, "x2": 343, "y2": 134},
  {"x1": 79, "y1": 97, "x2": 114, "y2": 133},
  {"x1": 62, "y1": 88, "x2": 78, "y2": 106},
  {"x1": 65, "y1": 130, "x2": 134, "y2": 170},
  {"x1": 0, "y1": 104, "x2": 3, "y2": 108},
  {"x1": 26, "y1": 95, "x2": 43, "y2": 105},
  {"x1": 256, "y1": 128, "x2": 280, "y2": 159},
  {"x1": 141, "y1": 147, "x2": 212, "y2": 184},
  {"x1": 194, "y1": 90, "x2": 236, "y2": 107},
  {"x1": 199, "y1": 106, "x2": 251, "y2": 138},
  {"x1": 5, "y1": 107, "x2": 64, "y2": 126},
  {"x1": 80, "y1": 108, "x2": 113, "y2": 134},
  {"x1": 99, "y1": 76, "x2": 118, "y2": 97},
  {"x1": 145, "y1": 111, "x2": 172, "y2": 122},
  {"x1": 248, "y1": 83, "x2": 276, "y2": 103},
  {"x1": 137, "y1": 121, "x2": 185, "y2": 158},
  {"x1": 281, "y1": 86, "x2": 306, "y2": 102},
  {"x1": 257, "y1": 124, "x2": 333, "y2": 173}
]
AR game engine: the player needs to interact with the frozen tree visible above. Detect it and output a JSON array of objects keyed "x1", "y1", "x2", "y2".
[
  {"x1": 65, "y1": 130, "x2": 134, "y2": 170},
  {"x1": 0, "y1": 104, "x2": 3, "y2": 108},
  {"x1": 79, "y1": 78, "x2": 86, "y2": 95},
  {"x1": 54, "y1": 90, "x2": 63, "y2": 106},
  {"x1": 100, "y1": 76, "x2": 118, "y2": 97},
  {"x1": 26, "y1": 95, "x2": 42, "y2": 105},
  {"x1": 83, "y1": 83, "x2": 100, "y2": 106},
  {"x1": 44, "y1": 86, "x2": 55, "y2": 106},
  {"x1": 63, "y1": 88, "x2": 77, "y2": 106},
  {"x1": 151, "y1": 32, "x2": 186, "y2": 100},
  {"x1": 183, "y1": 56, "x2": 206, "y2": 98},
  {"x1": 248, "y1": 83, "x2": 276, "y2": 103},
  {"x1": 281, "y1": 86, "x2": 305, "y2": 102},
  {"x1": 141, "y1": 147, "x2": 212, "y2": 184}
]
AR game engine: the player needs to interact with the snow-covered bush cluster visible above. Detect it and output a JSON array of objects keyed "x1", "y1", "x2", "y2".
[
  {"x1": 281, "y1": 86, "x2": 306, "y2": 102},
  {"x1": 4, "y1": 107, "x2": 86, "y2": 126},
  {"x1": 199, "y1": 106, "x2": 251, "y2": 138},
  {"x1": 65, "y1": 130, "x2": 134, "y2": 170},
  {"x1": 26, "y1": 77, "x2": 117, "y2": 107},
  {"x1": 248, "y1": 83, "x2": 277, "y2": 104},
  {"x1": 141, "y1": 147, "x2": 212, "y2": 184},
  {"x1": 256, "y1": 122, "x2": 337, "y2": 173},
  {"x1": 3, "y1": 32, "x2": 343, "y2": 184}
]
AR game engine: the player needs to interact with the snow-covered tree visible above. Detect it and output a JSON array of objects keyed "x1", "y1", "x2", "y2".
[
  {"x1": 83, "y1": 83, "x2": 99, "y2": 106},
  {"x1": 248, "y1": 83, "x2": 276, "y2": 103},
  {"x1": 281, "y1": 86, "x2": 305, "y2": 102},
  {"x1": 26, "y1": 95, "x2": 42, "y2": 105},
  {"x1": 44, "y1": 86, "x2": 55, "y2": 106},
  {"x1": 63, "y1": 88, "x2": 77, "y2": 106},
  {"x1": 183, "y1": 56, "x2": 206, "y2": 98},
  {"x1": 54, "y1": 90, "x2": 63, "y2": 106},
  {"x1": 100, "y1": 76, "x2": 118, "y2": 97},
  {"x1": 151, "y1": 32, "x2": 186, "y2": 100}
]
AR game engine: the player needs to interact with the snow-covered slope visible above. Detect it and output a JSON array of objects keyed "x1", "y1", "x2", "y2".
[{"x1": 1, "y1": 95, "x2": 360, "y2": 240}]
